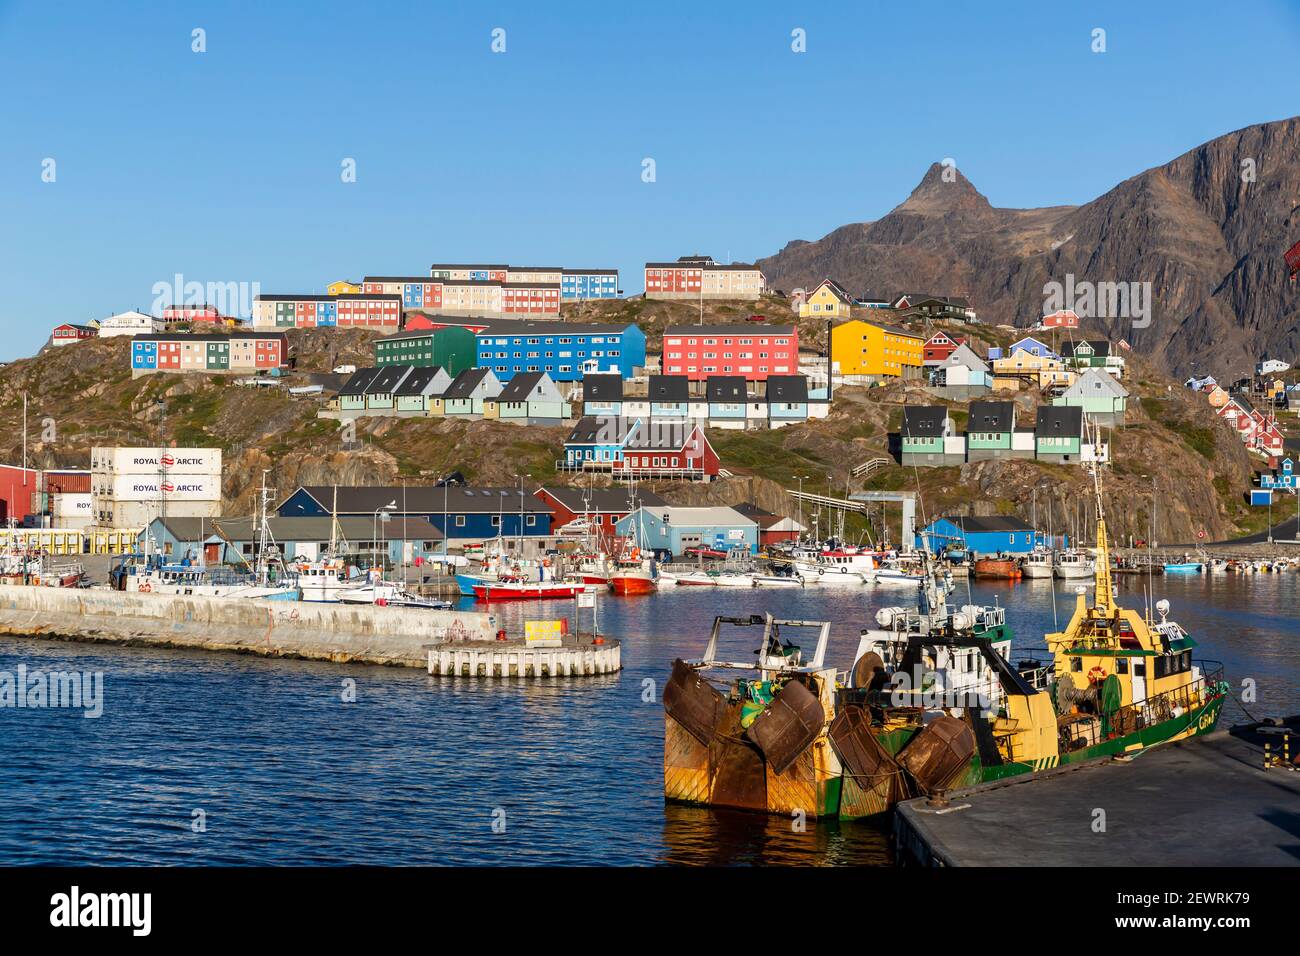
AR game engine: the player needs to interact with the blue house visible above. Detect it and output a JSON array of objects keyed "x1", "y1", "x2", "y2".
[
  {"x1": 615, "y1": 505, "x2": 758, "y2": 557},
  {"x1": 475, "y1": 321, "x2": 646, "y2": 382},
  {"x1": 916, "y1": 515, "x2": 1047, "y2": 556},
  {"x1": 706, "y1": 376, "x2": 748, "y2": 427},
  {"x1": 563, "y1": 416, "x2": 640, "y2": 469},
  {"x1": 131, "y1": 339, "x2": 158, "y2": 370},
  {"x1": 1007, "y1": 336, "x2": 1055, "y2": 359},
  {"x1": 276, "y1": 484, "x2": 552, "y2": 544},
  {"x1": 648, "y1": 374, "x2": 691, "y2": 420},
  {"x1": 561, "y1": 269, "x2": 619, "y2": 301},
  {"x1": 581, "y1": 373, "x2": 624, "y2": 417},
  {"x1": 1259, "y1": 458, "x2": 1297, "y2": 491}
]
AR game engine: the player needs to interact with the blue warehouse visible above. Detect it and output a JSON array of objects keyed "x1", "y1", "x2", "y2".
[{"x1": 915, "y1": 516, "x2": 1048, "y2": 556}]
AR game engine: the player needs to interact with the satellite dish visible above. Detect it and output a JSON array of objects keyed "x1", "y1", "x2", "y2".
[{"x1": 1156, "y1": 598, "x2": 1170, "y2": 619}]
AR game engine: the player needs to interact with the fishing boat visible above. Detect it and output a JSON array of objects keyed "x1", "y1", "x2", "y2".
[
  {"x1": 793, "y1": 561, "x2": 870, "y2": 585},
  {"x1": 472, "y1": 577, "x2": 594, "y2": 601},
  {"x1": 1020, "y1": 547, "x2": 1054, "y2": 578},
  {"x1": 872, "y1": 554, "x2": 927, "y2": 587},
  {"x1": 609, "y1": 487, "x2": 658, "y2": 595},
  {"x1": 752, "y1": 573, "x2": 806, "y2": 588},
  {"x1": 122, "y1": 560, "x2": 300, "y2": 600},
  {"x1": 1053, "y1": 548, "x2": 1094, "y2": 579},
  {"x1": 662, "y1": 460, "x2": 1228, "y2": 821},
  {"x1": 1164, "y1": 561, "x2": 1205, "y2": 573},
  {"x1": 972, "y1": 556, "x2": 1021, "y2": 579}
]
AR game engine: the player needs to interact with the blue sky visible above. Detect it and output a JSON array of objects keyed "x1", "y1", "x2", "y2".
[{"x1": 1, "y1": 0, "x2": 1297, "y2": 360}]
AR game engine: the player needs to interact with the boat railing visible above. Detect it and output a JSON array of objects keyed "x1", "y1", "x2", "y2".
[{"x1": 1102, "y1": 661, "x2": 1225, "y2": 738}]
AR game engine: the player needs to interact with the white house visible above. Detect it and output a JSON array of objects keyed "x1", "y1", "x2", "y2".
[
  {"x1": 1257, "y1": 358, "x2": 1290, "y2": 376},
  {"x1": 96, "y1": 310, "x2": 162, "y2": 337}
]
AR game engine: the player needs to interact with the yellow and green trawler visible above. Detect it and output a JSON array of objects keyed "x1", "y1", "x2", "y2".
[{"x1": 662, "y1": 462, "x2": 1228, "y2": 821}]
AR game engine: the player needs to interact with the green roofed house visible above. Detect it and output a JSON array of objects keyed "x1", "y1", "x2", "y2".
[
  {"x1": 374, "y1": 326, "x2": 476, "y2": 376},
  {"x1": 1052, "y1": 367, "x2": 1129, "y2": 426}
]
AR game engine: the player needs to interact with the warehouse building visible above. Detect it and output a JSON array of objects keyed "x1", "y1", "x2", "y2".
[{"x1": 614, "y1": 505, "x2": 758, "y2": 557}]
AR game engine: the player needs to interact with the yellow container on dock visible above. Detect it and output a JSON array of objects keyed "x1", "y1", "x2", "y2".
[{"x1": 524, "y1": 619, "x2": 566, "y2": 647}]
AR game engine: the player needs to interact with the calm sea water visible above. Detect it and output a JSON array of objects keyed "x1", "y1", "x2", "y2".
[{"x1": 0, "y1": 572, "x2": 1295, "y2": 866}]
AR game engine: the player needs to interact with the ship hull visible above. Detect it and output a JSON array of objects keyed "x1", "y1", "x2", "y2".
[{"x1": 610, "y1": 574, "x2": 655, "y2": 595}]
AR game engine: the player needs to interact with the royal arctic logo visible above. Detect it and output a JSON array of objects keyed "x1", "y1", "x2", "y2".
[
  {"x1": 161, "y1": 482, "x2": 174, "y2": 493},
  {"x1": 161, "y1": 454, "x2": 175, "y2": 468}
]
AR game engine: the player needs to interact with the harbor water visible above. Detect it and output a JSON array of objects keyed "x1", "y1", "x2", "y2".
[{"x1": 1, "y1": 572, "x2": 1296, "y2": 865}]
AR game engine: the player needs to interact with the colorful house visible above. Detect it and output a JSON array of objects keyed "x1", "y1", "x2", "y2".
[
  {"x1": 1060, "y1": 340, "x2": 1125, "y2": 377},
  {"x1": 393, "y1": 366, "x2": 452, "y2": 415},
  {"x1": 646, "y1": 374, "x2": 692, "y2": 421},
  {"x1": 561, "y1": 417, "x2": 719, "y2": 481},
  {"x1": 475, "y1": 321, "x2": 645, "y2": 382},
  {"x1": 1258, "y1": 458, "x2": 1297, "y2": 492},
  {"x1": 830, "y1": 319, "x2": 924, "y2": 381},
  {"x1": 900, "y1": 406, "x2": 962, "y2": 466},
  {"x1": 252, "y1": 294, "x2": 401, "y2": 330},
  {"x1": 51, "y1": 323, "x2": 97, "y2": 346},
  {"x1": 966, "y1": 401, "x2": 1026, "y2": 461},
  {"x1": 798, "y1": 279, "x2": 854, "y2": 319},
  {"x1": 161, "y1": 303, "x2": 223, "y2": 324},
  {"x1": 930, "y1": 344, "x2": 991, "y2": 397},
  {"x1": 533, "y1": 485, "x2": 666, "y2": 540},
  {"x1": 561, "y1": 269, "x2": 620, "y2": 301},
  {"x1": 615, "y1": 505, "x2": 757, "y2": 555},
  {"x1": 441, "y1": 368, "x2": 503, "y2": 418},
  {"x1": 1034, "y1": 405, "x2": 1085, "y2": 463},
  {"x1": 706, "y1": 376, "x2": 749, "y2": 430},
  {"x1": 131, "y1": 332, "x2": 287, "y2": 375},
  {"x1": 766, "y1": 375, "x2": 822, "y2": 427},
  {"x1": 730, "y1": 502, "x2": 805, "y2": 546},
  {"x1": 581, "y1": 374, "x2": 624, "y2": 418},
  {"x1": 1053, "y1": 367, "x2": 1129, "y2": 425},
  {"x1": 923, "y1": 331, "x2": 963, "y2": 366},
  {"x1": 644, "y1": 255, "x2": 765, "y2": 300},
  {"x1": 915, "y1": 516, "x2": 1045, "y2": 556},
  {"x1": 1041, "y1": 310, "x2": 1080, "y2": 329},
  {"x1": 336, "y1": 367, "x2": 382, "y2": 411},
  {"x1": 327, "y1": 280, "x2": 362, "y2": 296},
  {"x1": 482, "y1": 372, "x2": 571, "y2": 425},
  {"x1": 991, "y1": 348, "x2": 1076, "y2": 391},
  {"x1": 374, "y1": 326, "x2": 476, "y2": 375},
  {"x1": 661, "y1": 325, "x2": 797, "y2": 382}
]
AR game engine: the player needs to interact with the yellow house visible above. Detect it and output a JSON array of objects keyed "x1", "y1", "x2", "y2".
[
  {"x1": 991, "y1": 348, "x2": 1076, "y2": 390},
  {"x1": 831, "y1": 319, "x2": 924, "y2": 380},
  {"x1": 799, "y1": 278, "x2": 854, "y2": 320},
  {"x1": 328, "y1": 279, "x2": 362, "y2": 295}
]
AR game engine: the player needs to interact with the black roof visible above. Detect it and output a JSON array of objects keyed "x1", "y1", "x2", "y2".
[
  {"x1": 706, "y1": 376, "x2": 748, "y2": 402},
  {"x1": 290, "y1": 485, "x2": 549, "y2": 515},
  {"x1": 648, "y1": 375, "x2": 690, "y2": 402},
  {"x1": 366, "y1": 365, "x2": 413, "y2": 395},
  {"x1": 1060, "y1": 340, "x2": 1112, "y2": 358},
  {"x1": 1034, "y1": 404, "x2": 1084, "y2": 435},
  {"x1": 539, "y1": 485, "x2": 666, "y2": 514},
  {"x1": 766, "y1": 375, "x2": 808, "y2": 403},
  {"x1": 339, "y1": 366, "x2": 382, "y2": 396},
  {"x1": 583, "y1": 374, "x2": 623, "y2": 401},
  {"x1": 394, "y1": 366, "x2": 443, "y2": 395},
  {"x1": 968, "y1": 401, "x2": 1016, "y2": 432},
  {"x1": 902, "y1": 405, "x2": 949, "y2": 437},
  {"x1": 566, "y1": 416, "x2": 637, "y2": 444},
  {"x1": 442, "y1": 368, "x2": 494, "y2": 399},
  {"x1": 496, "y1": 371, "x2": 547, "y2": 402},
  {"x1": 941, "y1": 515, "x2": 1035, "y2": 533}
]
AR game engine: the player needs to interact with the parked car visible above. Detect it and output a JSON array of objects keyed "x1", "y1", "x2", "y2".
[{"x1": 746, "y1": 314, "x2": 766, "y2": 322}]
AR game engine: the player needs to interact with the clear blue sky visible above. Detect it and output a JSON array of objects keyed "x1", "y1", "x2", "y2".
[{"x1": 1, "y1": 0, "x2": 1297, "y2": 359}]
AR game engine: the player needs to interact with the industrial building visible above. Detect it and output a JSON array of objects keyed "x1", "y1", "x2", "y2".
[{"x1": 90, "y1": 446, "x2": 222, "y2": 528}]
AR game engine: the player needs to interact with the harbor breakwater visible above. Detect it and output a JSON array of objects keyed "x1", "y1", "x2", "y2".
[{"x1": 0, "y1": 585, "x2": 497, "y2": 668}]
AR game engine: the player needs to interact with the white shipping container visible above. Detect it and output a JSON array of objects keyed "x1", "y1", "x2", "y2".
[
  {"x1": 96, "y1": 474, "x2": 221, "y2": 502},
  {"x1": 94, "y1": 499, "x2": 222, "y2": 529},
  {"x1": 52, "y1": 493, "x2": 93, "y2": 517},
  {"x1": 90, "y1": 446, "x2": 223, "y2": 476}
]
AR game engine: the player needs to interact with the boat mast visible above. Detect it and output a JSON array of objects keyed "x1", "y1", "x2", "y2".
[{"x1": 1089, "y1": 421, "x2": 1114, "y2": 614}]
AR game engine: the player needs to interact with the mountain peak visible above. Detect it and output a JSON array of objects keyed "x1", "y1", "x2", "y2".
[{"x1": 894, "y1": 161, "x2": 993, "y2": 216}]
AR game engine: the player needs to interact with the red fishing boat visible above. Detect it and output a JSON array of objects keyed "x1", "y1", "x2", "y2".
[{"x1": 473, "y1": 577, "x2": 592, "y2": 601}]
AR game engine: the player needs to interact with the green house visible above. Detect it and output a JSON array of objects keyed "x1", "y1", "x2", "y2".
[
  {"x1": 1034, "y1": 404, "x2": 1084, "y2": 462},
  {"x1": 966, "y1": 400, "x2": 1015, "y2": 460},
  {"x1": 337, "y1": 367, "x2": 382, "y2": 411},
  {"x1": 206, "y1": 340, "x2": 229, "y2": 370},
  {"x1": 375, "y1": 326, "x2": 476, "y2": 375},
  {"x1": 1053, "y1": 368, "x2": 1129, "y2": 425},
  {"x1": 900, "y1": 405, "x2": 961, "y2": 465}
]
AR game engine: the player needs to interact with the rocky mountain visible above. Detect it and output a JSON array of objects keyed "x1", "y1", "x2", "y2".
[{"x1": 757, "y1": 116, "x2": 1300, "y2": 377}]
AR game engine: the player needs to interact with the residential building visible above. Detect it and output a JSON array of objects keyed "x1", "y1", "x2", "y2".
[
  {"x1": 482, "y1": 372, "x2": 572, "y2": 425},
  {"x1": 96, "y1": 310, "x2": 161, "y2": 338},
  {"x1": 336, "y1": 367, "x2": 382, "y2": 412},
  {"x1": 581, "y1": 374, "x2": 624, "y2": 418},
  {"x1": 560, "y1": 417, "x2": 720, "y2": 481},
  {"x1": 130, "y1": 332, "x2": 288, "y2": 375},
  {"x1": 661, "y1": 325, "x2": 797, "y2": 382},
  {"x1": 361, "y1": 364, "x2": 414, "y2": 412},
  {"x1": 966, "y1": 401, "x2": 1029, "y2": 461},
  {"x1": 644, "y1": 255, "x2": 765, "y2": 300},
  {"x1": 1060, "y1": 340, "x2": 1125, "y2": 377},
  {"x1": 327, "y1": 280, "x2": 362, "y2": 295},
  {"x1": 798, "y1": 279, "x2": 854, "y2": 319},
  {"x1": 1041, "y1": 309, "x2": 1080, "y2": 329},
  {"x1": 561, "y1": 269, "x2": 620, "y2": 301},
  {"x1": 615, "y1": 505, "x2": 758, "y2": 555},
  {"x1": 1259, "y1": 458, "x2": 1297, "y2": 492},
  {"x1": 923, "y1": 331, "x2": 963, "y2": 366},
  {"x1": 1257, "y1": 358, "x2": 1290, "y2": 376},
  {"x1": 894, "y1": 295, "x2": 978, "y2": 324},
  {"x1": 440, "y1": 368, "x2": 503, "y2": 418},
  {"x1": 915, "y1": 516, "x2": 1045, "y2": 556},
  {"x1": 1053, "y1": 368, "x2": 1129, "y2": 425},
  {"x1": 475, "y1": 321, "x2": 646, "y2": 382},
  {"x1": 706, "y1": 376, "x2": 749, "y2": 430},
  {"x1": 991, "y1": 348, "x2": 1075, "y2": 391},
  {"x1": 51, "y1": 323, "x2": 97, "y2": 346},
  {"x1": 1034, "y1": 405, "x2": 1085, "y2": 463},
  {"x1": 374, "y1": 326, "x2": 477, "y2": 375},
  {"x1": 161, "y1": 303, "x2": 223, "y2": 324},
  {"x1": 646, "y1": 374, "x2": 692, "y2": 422},
  {"x1": 930, "y1": 344, "x2": 991, "y2": 398},
  {"x1": 766, "y1": 375, "x2": 823, "y2": 428},
  {"x1": 830, "y1": 319, "x2": 924, "y2": 381},
  {"x1": 393, "y1": 366, "x2": 452, "y2": 415},
  {"x1": 900, "y1": 406, "x2": 963, "y2": 466},
  {"x1": 252, "y1": 294, "x2": 401, "y2": 330}
]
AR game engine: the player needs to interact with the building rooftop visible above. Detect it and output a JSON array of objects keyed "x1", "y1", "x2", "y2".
[{"x1": 582, "y1": 373, "x2": 624, "y2": 402}]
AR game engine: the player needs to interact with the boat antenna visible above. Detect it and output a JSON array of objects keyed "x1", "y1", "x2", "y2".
[{"x1": 1088, "y1": 418, "x2": 1114, "y2": 615}]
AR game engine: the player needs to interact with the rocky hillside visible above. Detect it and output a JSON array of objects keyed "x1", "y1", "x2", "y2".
[
  {"x1": 757, "y1": 115, "x2": 1300, "y2": 378},
  {"x1": 0, "y1": 321, "x2": 1269, "y2": 544}
]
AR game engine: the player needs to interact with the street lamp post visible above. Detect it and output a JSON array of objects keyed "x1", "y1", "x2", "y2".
[{"x1": 373, "y1": 499, "x2": 396, "y2": 571}]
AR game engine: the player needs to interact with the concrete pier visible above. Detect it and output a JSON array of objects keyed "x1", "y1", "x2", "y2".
[
  {"x1": 0, "y1": 584, "x2": 496, "y2": 668},
  {"x1": 425, "y1": 636, "x2": 621, "y2": 678},
  {"x1": 894, "y1": 719, "x2": 1300, "y2": 866}
]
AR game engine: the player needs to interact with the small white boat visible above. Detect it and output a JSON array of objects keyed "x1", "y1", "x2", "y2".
[
  {"x1": 1053, "y1": 549, "x2": 1094, "y2": 579},
  {"x1": 1021, "y1": 548, "x2": 1054, "y2": 578},
  {"x1": 752, "y1": 574, "x2": 806, "y2": 588},
  {"x1": 795, "y1": 562, "x2": 870, "y2": 585}
]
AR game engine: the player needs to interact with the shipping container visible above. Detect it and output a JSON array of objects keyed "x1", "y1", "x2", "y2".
[
  {"x1": 90, "y1": 446, "x2": 223, "y2": 476},
  {"x1": 94, "y1": 474, "x2": 221, "y2": 502}
]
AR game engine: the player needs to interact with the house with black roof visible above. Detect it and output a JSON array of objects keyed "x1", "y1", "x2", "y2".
[
  {"x1": 581, "y1": 373, "x2": 624, "y2": 417},
  {"x1": 483, "y1": 371, "x2": 572, "y2": 425},
  {"x1": 1034, "y1": 404, "x2": 1085, "y2": 463},
  {"x1": 439, "y1": 367, "x2": 502, "y2": 419},
  {"x1": 337, "y1": 367, "x2": 382, "y2": 412},
  {"x1": 966, "y1": 400, "x2": 1034, "y2": 461},
  {"x1": 362, "y1": 364, "x2": 416, "y2": 412},
  {"x1": 900, "y1": 405, "x2": 963, "y2": 466},
  {"x1": 394, "y1": 365, "x2": 452, "y2": 415}
]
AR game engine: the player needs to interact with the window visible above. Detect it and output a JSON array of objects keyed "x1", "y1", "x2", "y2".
[{"x1": 455, "y1": 515, "x2": 466, "y2": 527}]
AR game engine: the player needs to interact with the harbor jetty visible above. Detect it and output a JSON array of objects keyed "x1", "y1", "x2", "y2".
[
  {"x1": 894, "y1": 718, "x2": 1300, "y2": 866},
  {"x1": 0, "y1": 584, "x2": 497, "y2": 668},
  {"x1": 426, "y1": 634, "x2": 621, "y2": 678}
]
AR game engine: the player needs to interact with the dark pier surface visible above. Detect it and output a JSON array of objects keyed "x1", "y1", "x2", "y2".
[{"x1": 895, "y1": 718, "x2": 1300, "y2": 866}]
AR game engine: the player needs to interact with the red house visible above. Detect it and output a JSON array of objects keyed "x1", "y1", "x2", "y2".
[
  {"x1": 534, "y1": 486, "x2": 667, "y2": 541},
  {"x1": 51, "y1": 323, "x2": 97, "y2": 346},
  {"x1": 1042, "y1": 309, "x2": 1081, "y2": 329},
  {"x1": 661, "y1": 325, "x2": 798, "y2": 382},
  {"x1": 615, "y1": 423, "x2": 720, "y2": 480},
  {"x1": 923, "y1": 331, "x2": 963, "y2": 365},
  {"x1": 502, "y1": 283, "x2": 561, "y2": 315},
  {"x1": 163, "y1": 303, "x2": 223, "y2": 323}
]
